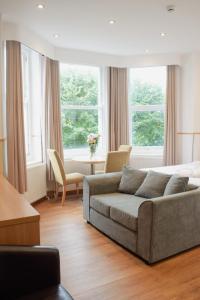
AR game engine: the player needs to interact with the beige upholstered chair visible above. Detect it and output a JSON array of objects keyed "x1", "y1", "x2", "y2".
[
  {"x1": 118, "y1": 144, "x2": 132, "y2": 154},
  {"x1": 47, "y1": 149, "x2": 84, "y2": 206},
  {"x1": 103, "y1": 150, "x2": 130, "y2": 173}
]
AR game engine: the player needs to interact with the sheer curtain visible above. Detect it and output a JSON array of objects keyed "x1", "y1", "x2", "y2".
[
  {"x1": 45, "y1": 57, "x2": 64, "y2": 182},
  {"x1": 108, "y1": 67, "x2": 129, "y2": 151},
  {"x1": 163, "y1": 65, "x2": 178, "y2": 165},
  {"x1": 6, "y1": 40, "x2": 27, "y2": 193}
]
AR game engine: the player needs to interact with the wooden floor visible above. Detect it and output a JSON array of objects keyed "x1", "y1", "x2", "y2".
[{"x1": 35, "y1": 197, "x2": 200, "y2": 300}]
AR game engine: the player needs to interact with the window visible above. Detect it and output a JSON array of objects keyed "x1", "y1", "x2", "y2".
[
  {"x1": 21, "y1": 45, "x2": 43, "y2": 165},
  {"x1": 129, "y1": 66, "x2": 166, "y2": 156},
  {"x1": 60, "y1": 64, "x2": 106, "y2": 157}
]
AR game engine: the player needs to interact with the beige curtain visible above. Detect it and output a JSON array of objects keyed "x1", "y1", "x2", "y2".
[
  {"x1": 45, "y1": 57, "x2": 64, "y2": 181},
  {"x1": 163, "y1": 65, "x2": 177, "y2": 165},
  {"x1": 108, "y1": 67, "x2": 129, "y2": 151},
  {"x1": 6, "y1": 41, "x2": 27, "y2": 193}
]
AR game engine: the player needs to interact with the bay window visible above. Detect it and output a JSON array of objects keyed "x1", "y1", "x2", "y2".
[
  {"x1": 60, "y1": 64, "x2": 106, "y2": 158},
  {"x1": 129, "y1": 66, "x2": 166, "y2": 156}
]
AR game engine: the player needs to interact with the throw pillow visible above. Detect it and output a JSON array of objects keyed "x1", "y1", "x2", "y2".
[
  {"x1": 135, "y1": 170, "x2": 171, "y2": 198},
  {"x1": 164, "y1": 175, "x2": 189, "y2": 195},
  {"x1": 118, "y1": 166, "x2": 147, "y2": 194}
]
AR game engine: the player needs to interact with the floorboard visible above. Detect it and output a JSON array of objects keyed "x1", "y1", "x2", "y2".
[{"x1": 35, "y1": 197, "x2": 200, "y2": 300}]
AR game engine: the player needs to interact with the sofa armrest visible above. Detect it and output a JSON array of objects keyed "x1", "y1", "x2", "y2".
[
  {"x1": 83, "y1": 172, "x2": 122, "y2": 221},
  {"x1": 137, "y1": 189, "x2": 200, "y2": 263},
  {"x1": 0, "y1": 246, "x2": 60, "y2": 298}
]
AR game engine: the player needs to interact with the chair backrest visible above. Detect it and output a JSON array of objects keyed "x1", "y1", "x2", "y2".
[
  {"x1": 47, "y1": 149, "x2": 66, "y2": 185},
  {"x1": 104, "y1": 151, "x2": 130, "y2": 173},
  {"x1": 118, "y1": 144, "x2": 132, "y2": 154}
]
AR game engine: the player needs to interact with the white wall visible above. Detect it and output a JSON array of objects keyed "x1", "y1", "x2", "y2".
[
  {"x1": 2, "y1": 22, "x2": 55, "y2": 58},
  {"x1": 177, "y1": 52, "x2": 200, "y2": 163},
  {"x1": 25, "y1": 164, "x2": 47, "y2": 203},
  {"x1": 55, "y1": 46, "x2": 181, "y2": 68},
  {"x1": 55, "y1": 47, "x2": 124, "y2": 67},
  {"x1": 122, "y1": 53, "x2": 182, "y2": 68}
]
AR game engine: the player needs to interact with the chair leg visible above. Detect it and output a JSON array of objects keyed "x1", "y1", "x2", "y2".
[
  {"x1": 76, "y1": 183, "x2": 79, "y2": 197},
  {"x1": 55, "y1": 183, "x2": 59, "y2": 201},
  {"x1": 61, "y1": 186, "x2": 66, "y2": 206}
]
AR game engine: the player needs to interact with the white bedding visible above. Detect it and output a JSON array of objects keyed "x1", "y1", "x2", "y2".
[{"x1": 144, "y1": 161, "x2": 200, "y2": 187}]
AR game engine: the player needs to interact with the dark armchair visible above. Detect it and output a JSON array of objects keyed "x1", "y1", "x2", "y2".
[{"x1": 0, "y1": 246, "x2": 74, "y2": 300}]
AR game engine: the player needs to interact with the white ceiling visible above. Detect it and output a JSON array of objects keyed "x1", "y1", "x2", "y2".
[{"x1": 0, "y1": 0, "x2": 200, "y2": 55}]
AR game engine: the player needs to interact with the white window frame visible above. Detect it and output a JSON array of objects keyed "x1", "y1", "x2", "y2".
[
  {"x1": 129, "y1": 67, "x2": 166, "y2": 157},
  {"x1": 21, "y1": 45, "x2": 43, "y2": 166},
  {"x1": 22, "y1": 47, "x2": 32, "y2": 162},
  {"x1": 61, "y1": 65, "x2": 107, "y2": 159}
]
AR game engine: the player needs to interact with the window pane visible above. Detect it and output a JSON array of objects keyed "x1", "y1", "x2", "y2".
[
  {"x1": 129, "y1": 67, "x2": 166, "y2": 105},
  {"x1": 21, "y1": 45, "x2": 43, "y2": 164},
  {"x1": 60, "y1": 64, "x2": 99, "y2": 106},
  {"x1": 23, "y1": 103, "x2": 30, "y2": 155},
  {"x1": 62, "y1": 109, "x2": 98, "y2": 149},
  {"x1": 132, "y1": 111, "x2": 164, "y2": 146}
]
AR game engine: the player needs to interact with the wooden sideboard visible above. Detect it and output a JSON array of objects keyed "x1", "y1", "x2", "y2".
[{"x1": 0, "y1": 174, "x2": 40, "y2": 245}]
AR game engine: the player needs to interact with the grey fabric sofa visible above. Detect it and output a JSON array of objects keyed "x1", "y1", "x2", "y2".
[{"x1": 83, "y1": 172, "x2": 200, "y2": 264}]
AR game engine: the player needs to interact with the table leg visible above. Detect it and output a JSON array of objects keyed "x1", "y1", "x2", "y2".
[{"x1": 91, "y1": 164, "x2": 95, "y2": 175}]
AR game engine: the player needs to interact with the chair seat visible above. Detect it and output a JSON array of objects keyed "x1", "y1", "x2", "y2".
[
  {"x1": 95, "y1": 170, "x2": 104, "y2": 174},
  {"x1": 65, "y1": 173, "x2": 83, "y2": 184},
  {"x1": 18, "y1": 285, "x2": 74, "y2": 300}
]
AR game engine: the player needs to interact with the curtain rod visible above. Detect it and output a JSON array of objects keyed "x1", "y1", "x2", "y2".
[
  {"x1": 21, "y1": 41, "x2": 46, "y2": 57},
  {"x1": 6, "y1": 39, "x2": 53, "y2": 58}
]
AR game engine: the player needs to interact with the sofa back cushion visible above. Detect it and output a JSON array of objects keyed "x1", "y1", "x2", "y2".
[
  {"x1": 187, "y1": 183, "x2": 198, "y2": 191},
  {"x1": 118, "y1": 166, "x2": 147, "y2": 194},
  {"x1": 164, "y1": 175, "x2": 189, "y2": 195},
  {"x1": 135, "y1": 170, "x2": 171, "y2": 198}
]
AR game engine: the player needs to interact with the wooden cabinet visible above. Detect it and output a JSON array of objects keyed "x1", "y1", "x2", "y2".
[{"x1": 0, "y1": 174, "x2": 40, "y2": 245}]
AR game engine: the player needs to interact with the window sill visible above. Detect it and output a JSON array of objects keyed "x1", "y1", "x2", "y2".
[
  {"x1": 130, "y1": 146, "x2": 163, "y2": 157},
  {"x1": 27, "y1": 161, "x2": 45, "y2": 169},
  {"x1": 63, "y1": 147, "x2": 105, "y2": 160},
  {"x1": 132, "y1": 154, "x2": 163, "y2": 160}
]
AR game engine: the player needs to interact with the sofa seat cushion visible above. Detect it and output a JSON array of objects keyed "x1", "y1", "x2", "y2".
[
  {"x1": 90, "y1": 193, "x2": 147, "y2": 231},
  {"x1": 90, "y1": 193, "x2": 134, "y2": 217},
  {"x1": 110, "y1": 197, "x2": 147, "y2": 231}
]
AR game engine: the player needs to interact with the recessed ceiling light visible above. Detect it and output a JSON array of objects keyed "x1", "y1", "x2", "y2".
[
  {"x1": 109, "y1": 20, "x2": 116, "y2": 25},
  {"x1": 145, "y1": 49, "x2": 149, "y2": 54},
  {"x1": 53, "y1": 33, "x2": 60, "y2": 39},
  {"x1": 37, "y1": 4, "x2": 45, "y2": 9},
  {"x1": 160, "y1": 32, "x2": 167, "y2": 37}
]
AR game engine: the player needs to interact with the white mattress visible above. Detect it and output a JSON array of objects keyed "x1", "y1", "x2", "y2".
[{"x1": 144, "y1": 161, "x2": 200, "y2": 187}]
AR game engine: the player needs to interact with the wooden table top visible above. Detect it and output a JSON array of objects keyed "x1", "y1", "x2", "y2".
[
  {"x1": 0, "y1": 174, "x2": 40, "y2": 227},
  {"x1": 72, "y1": 156, "x2": 105, "y2": 164}
]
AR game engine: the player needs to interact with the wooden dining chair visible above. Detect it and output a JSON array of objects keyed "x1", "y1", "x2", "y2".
[
  {"x1": 103, "y1": 151, "x2": 130, "y2": 173},
  {"x1": 118, "y1": 144, "x2": 132, "y2": 154},
  {"x1": 47, "y1": 149, "x2": 84, "y2": 206},
  {"x1": 95, "y1": 151, "x2": 130, "y2": 174},
  {"x1": 95, "y1": 146, "x2": 132, "y2": 174}
]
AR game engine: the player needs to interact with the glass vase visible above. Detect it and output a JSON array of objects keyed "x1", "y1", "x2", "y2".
[{"x1": 89, "y1": 144, "x2": 97, "y2": 159}]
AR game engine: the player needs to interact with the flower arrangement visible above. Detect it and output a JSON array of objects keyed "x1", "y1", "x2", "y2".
[{"x1": 87, "y1": 133, "x2": 100, "y2": 158}]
